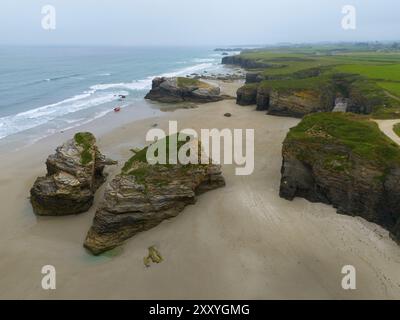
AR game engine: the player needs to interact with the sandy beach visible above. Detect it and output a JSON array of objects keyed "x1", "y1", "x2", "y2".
[{"x1": 0, "y1": 80, "x2": 400, "y2": 299}]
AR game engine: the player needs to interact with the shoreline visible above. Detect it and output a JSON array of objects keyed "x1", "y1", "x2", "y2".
[
  {"x1": 0, "y1": 51, "x2": 243, "y2": 153},
  {"x1": 1, "y1": 80, "x2": 400, "y2": 299}
]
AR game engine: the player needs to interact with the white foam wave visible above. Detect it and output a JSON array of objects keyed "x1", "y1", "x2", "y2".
[
  {"x1": 0, "y1": 60, "x2": 217, "y2": 141},
  {"x1": 192, "y1": 58, "x2": 216, "y2": 63},
  {"x1": 0, "y1": 92, "x2": 121, "y2": 139},
  {"x1": 90, "y1": 62, "x2": 214, "y2": 94},
  {"x1": 90, "y1": 79, "x2": 151, "y2": 91}
]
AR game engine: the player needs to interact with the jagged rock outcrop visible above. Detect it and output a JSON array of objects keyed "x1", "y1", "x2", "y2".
[
  {"x1": 236, "y1": 84, "x2": 258, "y2": 106},
  {"x1": 30, "y1": 133, "x2": 116, "y2": 216},
  {"x1": 280, "y1": 113, "x2": 400, "y2": 243},
  {"x1": 84, "y1": 138, "x2": 226, "y2": 255},
  {"x1": 145, "y1": 77, "x2": 223, "y2": 103},
  {"x1": 255, "y1": 86, "x2": 270, "y2": 111},
  {"x1": 236, "y1": 83, "x2": 335, "y2": 116},
  {"x1": 268, "y1": 89, "x2": 334, "y2": 118}
]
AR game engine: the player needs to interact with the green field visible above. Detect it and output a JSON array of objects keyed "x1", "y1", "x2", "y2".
[
  {"x1": 336, "y1": 64, "x2": 400, "y2": 82},
  {"x1": 378, "y1": 82, "x2": 400, "y2": 97},
  {"x1": 234, "y1": 44, "x2": 400, "y2": 118}
]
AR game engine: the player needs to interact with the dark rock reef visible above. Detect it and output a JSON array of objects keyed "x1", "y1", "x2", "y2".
[
  {"x1": 279, "y1": 113, "x2": 400, "y2": 243},
  {"x1": 84, "y1": 137, "x2": 226, "y2": 255},
  {"x1": 145, "y1": 77, "x2": 223, "y2": 103},
  {"x1": 30, "y1": 132, "x2": 116, "y2": 216}
]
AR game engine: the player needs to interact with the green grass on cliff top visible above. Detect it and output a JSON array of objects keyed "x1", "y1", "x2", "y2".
[
  {"x1": 394, "y1": 123, "x2": 400, "y2": 138},
  {"x1": 258, "y1": 76, "x2": 327, "y2": 91},
  {"x1": 287, "y1": 113, "x2": 400, "y2": 166},
  {"x1": 335, "y1": 64, "x2": 400, "y2": 82},
  {"x1": 121, "y1": 134, "x2": 193, "y2": 174},
  {"x1": 176, "y1": 77, "x2": 211, "y2": 88},
  {"x1": 236, "y1": 48, "x2": 400, "y2": 117},
  {"x1": 74, "y1": 132, "x2": 95, "y2": 165}
]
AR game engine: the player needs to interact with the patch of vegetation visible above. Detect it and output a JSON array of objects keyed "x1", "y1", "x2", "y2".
[
  {"x1": 336, "y1": 64, "x2": 400, "y2": 82},
  {"x1": 287, "y1": 113, "x2": 400, "y2": 168},
  {"x1": 378, "y1": 81, "x2": 400, "y2": 97},
  {"x1": 176, "y1": 77, "x2": 211, "y2": 89},
  {"x1": 121, "y1": 134, "x2": 192, "y2": 174},
  {"x1": 394, "y1": 123, "x2": 400, "y2": 137},
  {"x1": 74, "y1": 132, "x2": 95, "y2": 165},
  {"x1": 143, "y1": 246, "x2": 163, "y2": 268},
  {"x1": 258, "y1": 75, "x2": 329, "y2": 92}
]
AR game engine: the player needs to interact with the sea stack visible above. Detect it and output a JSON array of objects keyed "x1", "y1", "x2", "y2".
[
  {"x1": 30, "y1": 132, "x2": 116, "y2": 216},
  {"x1": 84, "y1": 136, "x2": 226, "y2": 255},
  {"x1": 145, "y1": 76, "x2": 223, "y2": 103}
]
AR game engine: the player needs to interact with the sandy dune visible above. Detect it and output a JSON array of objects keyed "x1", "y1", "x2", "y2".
[{"x1": 0, "y1": 81, "x2": 400, "y2": 299}]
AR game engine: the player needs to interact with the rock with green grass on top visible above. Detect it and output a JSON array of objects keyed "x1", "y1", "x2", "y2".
[{"x1": 30, "y1": 132, "x2": 116, "y2": 216}]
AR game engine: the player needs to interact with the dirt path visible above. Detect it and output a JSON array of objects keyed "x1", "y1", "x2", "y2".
[{"x1": 374, "y1": 119, "x2": 400, "y2": 145}]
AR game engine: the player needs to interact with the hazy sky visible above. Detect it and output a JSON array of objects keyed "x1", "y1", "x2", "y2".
[{"x1": 1, "y1": 0, "x2": 399, "y2": 46}]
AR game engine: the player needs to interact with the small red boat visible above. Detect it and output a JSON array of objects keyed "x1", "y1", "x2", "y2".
[{"x1": 114, "y1": 107, "x2": 121, "y2": 112}]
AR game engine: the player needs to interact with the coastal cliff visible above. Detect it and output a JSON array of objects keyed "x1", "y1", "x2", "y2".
[
  {"x1": 222, "y1": 55, "x2": 278, "y2": 69},
  {"x1": 30, "y1": 133, "x2": 116, "y2": 216},
  {"x1": 279, "y1": 113, "x2": 400, "y2": 243},
  {"x1": 236, "y1": 82, "x2": 335, "y2": 117},
  {"x1": 227, "y1": 49, "x2": 399, "y2": 119}
]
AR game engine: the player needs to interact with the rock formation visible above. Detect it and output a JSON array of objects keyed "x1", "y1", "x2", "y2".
[
  {"x1": 84, "y1": 137, "x2": 226, "y2": 255},
  {"x1": 30, "y1": 132, "x2": 116, "y2": 216},
  {"x1": 222, "y1": 55, "x2": 281, "y2": 69},
  {"x1": 268, "y1": 89, "x2": 334, "y2": 118},
  {"x1": 236, "y1": 83, "x2": 335, "y2": 117},
  {"x1": 279, "y1": 113, "x2": 400, "y2": 243},
  {"x1": 236, "y1": 84, "x2": 258, "y2": 106},
  {"x1": 145, "y1": 77, "x2": 223, "y2": 103}
]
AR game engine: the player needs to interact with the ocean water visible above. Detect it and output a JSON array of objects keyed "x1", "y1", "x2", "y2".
[{"x1": 0, "y1": 46, "x2": 237, "y2": 145}]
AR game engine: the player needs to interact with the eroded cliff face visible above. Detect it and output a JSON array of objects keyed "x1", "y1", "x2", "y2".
[
  {"x1": 279, "y1": 113, "x2": 400, "y2": 243},
  {"x1": 236, "y1": 84, "x2": 258, "y2": 106},
  {"x1": 222, "y1": 56, "x2": 278, "y2": 69},
  {"x1": 30, "y1": 133, "x2": 116, "y2": 216},
  {"x1": 145, "y1": 77, "x2": 223, "y2": 103},
  {"x1": 269, "y1": 89, "x2": 334, "y2": 118},
  {"x1": 236, "y1": 85, "x2": 335, "y2": 117}
]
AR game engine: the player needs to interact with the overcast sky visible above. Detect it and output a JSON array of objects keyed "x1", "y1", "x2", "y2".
[{"x1": 0, "y1": 0, "x2": 399, "y2": 46}]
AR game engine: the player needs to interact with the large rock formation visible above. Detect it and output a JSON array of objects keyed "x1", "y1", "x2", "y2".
[
  {"x1": 145, "y1": 77, "x2": 223, "y2": 103},
  {"x1": 279, "y1": 113, "x2": 400, "y2": 243},
  {"x1": 30, "y1": 132, "x2": 116, "y2": 216},
  {"x1": 236, "y1": 84, "x2": 258, "y2": 106},
  {"x1": 84, "y1": 137, "x2": 226, "y2": 255},
  {"x1": 236, "y1": 83, "x2": 335, "y2": 116},
  {"x1": 268, "y1": 89, "x2": 334, "y2": 118}
]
